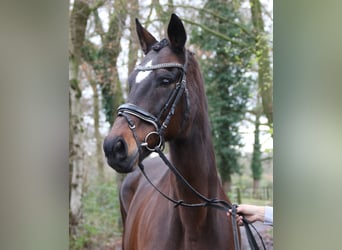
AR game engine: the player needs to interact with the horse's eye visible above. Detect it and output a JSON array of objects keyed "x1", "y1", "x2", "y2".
[{"x1": 161, "y1": 78, "x2": 171, "y2": 85}]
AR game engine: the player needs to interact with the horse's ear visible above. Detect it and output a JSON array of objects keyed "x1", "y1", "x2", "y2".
[
  {"x1": 136, "y1": 18, "x2": 158, "y2": 55},
  {"x1": 167, "y1": 14, "x2": 187, "y2": 53}
]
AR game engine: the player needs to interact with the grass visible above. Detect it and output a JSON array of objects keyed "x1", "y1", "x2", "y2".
[
  {"x1": 70, "y1": 175, "x2": 122, "y2": 250},
  {"x1": 228, "y1": 171, "x2": 273, "y2": 205}
]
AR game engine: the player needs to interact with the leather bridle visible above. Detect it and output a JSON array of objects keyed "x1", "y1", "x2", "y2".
[
  {"x1": 116, "y1": 50, "x2": 265, "y2": 250},
  {"x1": 117, "y1": 52, "x2": 189, "y2": 153}
]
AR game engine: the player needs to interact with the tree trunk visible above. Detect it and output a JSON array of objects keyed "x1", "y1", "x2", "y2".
[
  {"x1": 69, "y1": 63, "x2": 84, "y2": 230},
  {"x1": 223, "y1": 180, "x2": 232, "y2": 193},
  {"x1": 91, "y1": 78, "x2": 105, "y2": 179},
  {"x1": 252, "y1": 179, "x2": 260, "y2": 198},
  {"x1": 69, "y1": 0, "x2": 91, "y2": 232},
  {"x1": 128, "y1": 0, "x2": 139, "y2": 75},
  {"x1": 250, "y1": 0, "x2": 273, "y2": 127},
  {"x1": 251, "y1": 107, "x2": 262, "y2": 197},
  {"x1": 81, "y1": 62, "x2": 105, "y2": 180}
]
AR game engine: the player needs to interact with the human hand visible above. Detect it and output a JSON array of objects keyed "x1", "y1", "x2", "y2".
[{"x1": 227, "y1": 204, "x2": 265, "y2": 226}]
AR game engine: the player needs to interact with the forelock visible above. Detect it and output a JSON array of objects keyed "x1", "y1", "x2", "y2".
[{"x1": 151, "y1": 38, "x2": 169, "y2": 51}]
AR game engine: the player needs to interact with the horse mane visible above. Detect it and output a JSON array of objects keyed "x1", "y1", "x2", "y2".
[
  {"x1": 183, "y1": 50, "x2": 212, "y2": 140},
  {"x1": 169, "y1": 48, "x2": 218, "y2": 185}
]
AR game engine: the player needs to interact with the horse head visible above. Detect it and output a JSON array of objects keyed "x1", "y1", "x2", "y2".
[{"x1": 103, "y1": 14, "x2": 190, "y2": 173}]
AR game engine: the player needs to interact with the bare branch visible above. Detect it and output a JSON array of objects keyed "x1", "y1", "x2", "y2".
[
  {"x1": 93, "y1": 9, "x2": 105, "y2": 44},
  {"x1": 182, "y1": 18, "x2": 249, "y2": 47},
  {"x1": 90, "y1": 0, "x2": 106, "y2": 11},
  {"x1": 169, "y1": 4, "x2": 254, "y2": 38}
]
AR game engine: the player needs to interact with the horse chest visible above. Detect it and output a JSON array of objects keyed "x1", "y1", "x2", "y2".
[{"x1": 124, "y1": 205, "x2": 231, "y2": 250}]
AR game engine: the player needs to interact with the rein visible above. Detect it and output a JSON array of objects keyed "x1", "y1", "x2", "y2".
[
  {"x1": 117, "y1": 51, "x2": 265, "y2": 250},
  {"x1": 139, "y1": 148, "x2": 265, "y2": 250}
]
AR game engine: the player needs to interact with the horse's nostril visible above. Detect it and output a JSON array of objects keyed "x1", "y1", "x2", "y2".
[
  {"x1": 114, "y1": 139, "x2": 125, "y2": 155},
  {"x1": 103, "y1": 137, "x2": 128, "y2": 163},
  {"x1": 113, "y1": 138, "x2": 128, "y2": 161}
]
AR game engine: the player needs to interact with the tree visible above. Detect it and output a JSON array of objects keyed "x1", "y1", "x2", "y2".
[
  {"x1": 69, "y1": 0, "x2": 91, "y2": 233},
  {"x1": 79, "y1": 1, "x2": 130, "y2": 183},
  {"x1": 127, "y1": 0, "x2": 140, "y2": 74},
  {"x1": 191, "y1": 0, "x2": 255, "y2": 190},
  {"x1": 250, "y1": 0, "x2": 273, "y2": 128},
  {"x1": 82, "y1": 1, "x2": 127, "y2": 126},
  {"x1": 248, "y1": 0, "x2": 273, "y2": 195},
  {"x1": 81, "y1": 62, "x2": 105, "y2": 179},
  {"x1": 250, "y1": 105, "x2": 262, "y2": 197}
]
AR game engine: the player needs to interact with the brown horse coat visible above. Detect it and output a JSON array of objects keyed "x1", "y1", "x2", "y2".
[{"x1": 103, "y1": 14, "x2": 238, "y2": 250}]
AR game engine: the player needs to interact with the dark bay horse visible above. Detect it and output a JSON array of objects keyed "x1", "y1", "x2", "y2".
[{"x1": 103, "y1": 14, "x2": 239, "y2": 250}]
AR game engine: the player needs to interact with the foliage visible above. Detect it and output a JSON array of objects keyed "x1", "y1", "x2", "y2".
[
  {"x1": 70, "y1": 78, "x2": 82, "y2": 99},
  {"x1": 70, "y1": 176, "x2": 122, "y2": 249},
  {"x1": 82, "y1": 42, "x2": 122, "y2": 126},
  {"x1": 250, "y1": 0, "x2": 273, "y2": 126},
  {"x1": 191, "y1": 1, "x2": 255, "y2": 183}
]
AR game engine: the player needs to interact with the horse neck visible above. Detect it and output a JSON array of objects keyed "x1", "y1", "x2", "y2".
[
  {"x1": 169, "y1": 115, "x2": 220, "y2": 202},
  {"x1": 168, "y1": 116, "x2": 222, "y2": 236},
  {"x1": 167, "y1": 56, "x2": 224, "y2": 234},
  {"x1": 169, "y1": 55, "x2": 221, "y2": 201}
]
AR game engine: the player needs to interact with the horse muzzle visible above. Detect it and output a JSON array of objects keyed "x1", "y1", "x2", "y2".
[
  {"x1": 103, "y1": 135, "x2": 139, "y2": 173},
  {"x1": 103, "y1": 114, "x2": 162, "y2": 173}
]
